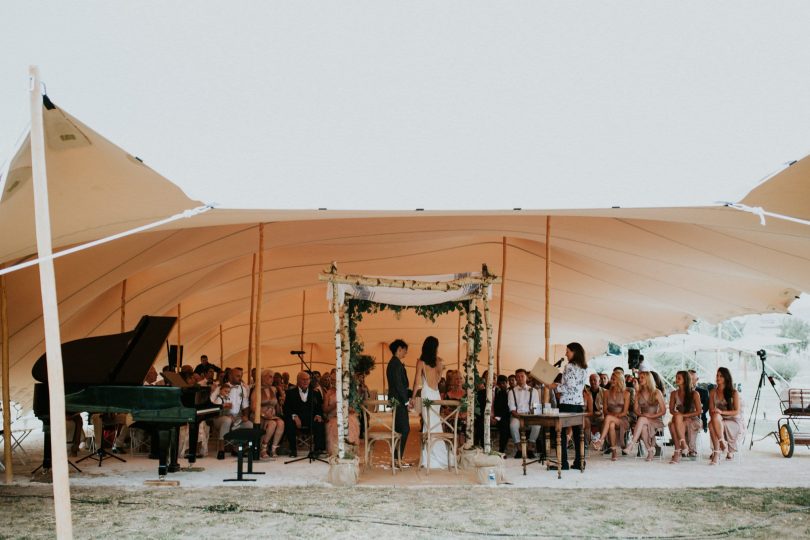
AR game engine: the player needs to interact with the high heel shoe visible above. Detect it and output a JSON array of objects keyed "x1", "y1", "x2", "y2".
[
  {"x1": 718, "y1": 439, "x2": 727, "y2": 453},
  {"x1": 644, "y1": 443, "x2": 655, "y2": 462},
  {"x1": 669, "y1": 449, "x2": 681, "y2": 464},
  {"x1": 592, "y1": 439, "x2": 605, "y2": 452},
  {"x1": 709, "y1": 450, "x2": 720, "y2": 465},
  {"x1": 610, "y1": 446, "x2": 620, "y2": 461},
  {"x1": 679, "y1": 438, "x2": 688, "y2": 453},
  {"x1": 726, "y1": 452, "x2": 735, "y2": 461},
  {"x1": 623, "y1": 440, "x2": 637, "y2": 455}
]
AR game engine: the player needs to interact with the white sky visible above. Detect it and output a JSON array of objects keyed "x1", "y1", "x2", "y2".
[{"x1": 2, "y1": 2, "x2": 810, "y2": 210}]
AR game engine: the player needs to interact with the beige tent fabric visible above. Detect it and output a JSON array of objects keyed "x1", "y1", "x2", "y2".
[{"x1": 2, "y1": 101, "x2": 810, "y2": 406}]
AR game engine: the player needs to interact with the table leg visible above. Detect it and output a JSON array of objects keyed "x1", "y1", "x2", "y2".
[
  {"x1": 556, "y1": 422, "x2": 562, "y2": 480},
  {"x1": 580, "y1": 421, "x2": 585, "y2": 472},
  {"x1": 520, "y1": 420, "x2": 527, "y2": 476}
]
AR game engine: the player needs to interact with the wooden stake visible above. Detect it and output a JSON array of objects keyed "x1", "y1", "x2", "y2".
[
  {"x1": 219, "y1": 324, "x2": 224, "y2": 368},
  {"x1": 120, "y1": 279, "x2": 127, "y2": 333},
  {"x1": 496, "y1": 237, "x2": 507, "y2": 376},
  {"x1": 1, "y1": 270, "x2": 12, "y2": 483},
  {"x1": 253, "y1": 224, "x2": 265, "y2": 425},
  {"x1": 29, "y1": 65, "x2": 73, "y2": 539},
  {"x1": 247, "y1": 254, "x2": 256, "y2": 381}
]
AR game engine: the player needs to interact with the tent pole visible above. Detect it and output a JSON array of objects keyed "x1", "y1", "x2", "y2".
[
  {"x1": 300, "y1": 290, "x2": 306, "y2": 371},
  {"x1": 247, "y1": 254, "x2": 256, "y2": 382},
  {"x1": 120, "y1": 279, "x2": 126, "y2": 333},
  {"x1": 496, "y1": 237, "x2": 507, "y2": 376},
  {"x1": 544, "y1": 217, "x2": 551, "y2": 362},
  {"x1": 219, "y1": 325, "x2": 224, "y2": 368},
  {"x1": 29, "y1": 65, "x2": 73, "y2": 539},
  {"x1": 253, "y1": 223, "x2": 264, "y2": 425},
  {"x1": 1, "y1": 269, "x2": 13, "y2": 483},
  {"x1": 176, "y1": 304, "x2": 182, "y2": 370}
]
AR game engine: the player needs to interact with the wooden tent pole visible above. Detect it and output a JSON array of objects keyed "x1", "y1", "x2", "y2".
[
  {"x1": 176, "y1": 304, "x2": 182, "y2": 371},
  {"x1": 247, "y1": 254, "x2": 256, "y2": 382},
  {"x1": 544, "y1": 216, "x2": 551, "y2": 403},
  {"x1": 300, "y1": 290, "x2": 306, "y2": 371},
  {"x1": 253, "y1": 223, "x2": 265, "y2": 425},
  {"x1": 219, "y1": 325, "x2": 224, "y2": 368},
  {"x1": 120, "y1": 279, "x2": 127, "y2": 333},
  {"x1": 30, "y1": 65, "x2": 73, "y2": 539},
  {"x1": 1, "y1": 270, "x2": 12, "y2": 483},
  {"x1": 496, "y1": 237, "x2": 507, "y2": 376}
]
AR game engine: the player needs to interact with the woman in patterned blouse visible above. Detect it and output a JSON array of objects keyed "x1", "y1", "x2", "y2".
[{"x1": 549, "y1": 342, "x2": 588, "y2": 470}]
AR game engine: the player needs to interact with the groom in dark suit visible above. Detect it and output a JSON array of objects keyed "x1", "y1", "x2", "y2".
[{"x1": 386, "y1": 339, "x2": 411, "y2": 463}]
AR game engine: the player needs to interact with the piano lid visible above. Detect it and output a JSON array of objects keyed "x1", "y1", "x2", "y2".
[{"x1": 32, "y1": 315, "x2": 177, "y2": 386}]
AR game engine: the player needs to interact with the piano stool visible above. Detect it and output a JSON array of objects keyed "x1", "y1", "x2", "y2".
[{"x1": 223, "y1": 427, "x2": 265, "y2": 482}]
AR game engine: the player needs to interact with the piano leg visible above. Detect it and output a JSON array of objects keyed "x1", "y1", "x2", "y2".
[
  {"x1": 168, "y1": 426, "x2": 180, "y2": 473},
  {"x1": 157, "y1": 429, "x2": 170, "y2": 477},
  {"x1": 187, "y1": 422, "x2": 199, "y2": 464}
]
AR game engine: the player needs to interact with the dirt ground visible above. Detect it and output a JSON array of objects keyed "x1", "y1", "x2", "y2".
[{"x1": 1, "y1": 485, "x2": 809, "y2": 539}]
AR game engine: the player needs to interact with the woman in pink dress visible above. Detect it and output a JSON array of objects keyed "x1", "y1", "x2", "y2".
[
  {"x1": 623, "y1": 368, "x2": 665, "y2": 461},
  {"x1": 668, "y1": 370, "x2": 702, "y2": 464},
  {"x1": 254, "y1": 370, "x2": 285, "y2": 459},
  {"x1": 592, "y1": 370, "x2": 630, "y2": 461},
  {"x1": 709, "y1": 367, "x2": 743, "y2": 464}
]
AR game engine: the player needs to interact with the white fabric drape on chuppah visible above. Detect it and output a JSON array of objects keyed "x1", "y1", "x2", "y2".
[{"x1": 328, "y1": 273, "x2": 492, "y2": 306}]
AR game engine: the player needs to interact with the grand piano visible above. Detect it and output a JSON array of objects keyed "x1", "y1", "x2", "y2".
[{"x1": 32, "y1": 315, "x2": 218, "y2": 479}]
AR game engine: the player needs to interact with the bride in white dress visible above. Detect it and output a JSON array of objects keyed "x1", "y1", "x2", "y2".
[{"x1": 414, "y1": 336, "x2": 455, "y2": 469}]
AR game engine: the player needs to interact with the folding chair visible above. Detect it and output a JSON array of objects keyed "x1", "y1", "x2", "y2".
[{"x1": 361, "y1": 399, "x2": 401, "y2": 474}]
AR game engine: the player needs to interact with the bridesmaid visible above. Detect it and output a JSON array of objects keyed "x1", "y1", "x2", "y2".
[
  {"x1": 592, "y1": 369, "x2": 630, "y2": 461},
  {"x1": 708, "y1": 367, "x2": 743, "y2": 464},
  {"x1": 623, "y1": 367, "x2": 665, "y2": 461},
  {"x1": 668, "y1": 370, "x2": 702, "y2": 464}
]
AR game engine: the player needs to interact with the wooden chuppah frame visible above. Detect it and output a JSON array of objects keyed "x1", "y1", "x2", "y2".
[{"x1": 319, "y1": 264, "x2": 501, "y2": 459}]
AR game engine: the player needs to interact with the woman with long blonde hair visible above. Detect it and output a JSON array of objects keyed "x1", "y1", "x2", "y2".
[
  {"x1": 253, "y1": 369, "x2": 285, "y2": 459},
  {"x1": 623, "y1": 368, "x2": 665, "y2": 461},
  {"x1": 592, "y1": 369, "x2": 630, "y2": 461}
]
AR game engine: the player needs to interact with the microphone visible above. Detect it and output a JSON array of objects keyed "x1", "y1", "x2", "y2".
[
  {"x1": 290, "y1": 350, "x2": 305, "y2": 355},
  {"x1": 553, "y1": 357, "x2": 565, "y2": 368}
]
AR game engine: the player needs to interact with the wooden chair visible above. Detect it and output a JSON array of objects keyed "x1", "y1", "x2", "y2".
[
  {"x1": 419, "y1": 399, "x2": 461, "y2": 475},
  {"x1": 361, "y1": 399, "x2": 401, "y2": 474}
]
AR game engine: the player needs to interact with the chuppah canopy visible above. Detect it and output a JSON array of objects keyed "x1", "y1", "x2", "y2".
[{"x1": 329, "y1": 273, "x2": 493, "y2": 307}]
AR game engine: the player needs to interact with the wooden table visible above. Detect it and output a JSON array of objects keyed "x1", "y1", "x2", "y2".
[{"x1": 518, "y1": 412, "x2": 586, "y2": 479}]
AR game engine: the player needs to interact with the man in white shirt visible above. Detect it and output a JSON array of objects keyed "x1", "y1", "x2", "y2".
[
  {"x1": 508, "y1": 369, "x2": 542, "y2": 459},
  {"x1": 210, "y1": 367, "x2": 253, "y2": 460}
]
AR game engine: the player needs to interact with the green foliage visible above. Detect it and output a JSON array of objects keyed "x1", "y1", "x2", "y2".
[
  {"x1": 777, "y1": 317, "x2": 810, "y2": 354},
  {"x1": 353, "y1": 354, "x2": 375, "y2": 375},
  {"x1": 767, "y1": 357, "x2": 800, "y2": 382}
]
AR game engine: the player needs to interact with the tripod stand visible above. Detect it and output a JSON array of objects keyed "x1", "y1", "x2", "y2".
[{"x1": 747, "y1": 349, "x2": 783, "y2": 449}]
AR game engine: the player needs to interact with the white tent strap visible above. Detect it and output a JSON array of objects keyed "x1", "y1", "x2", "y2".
[
  {"x1": 721, "y1": 202, "x2": 810, "y2": 227},
  {"x1": 0, "y1": 204, "x2": 214, "y2": 277},
  {"x1": 327, "y1": 273, "x2": 492, "y2": 306}
]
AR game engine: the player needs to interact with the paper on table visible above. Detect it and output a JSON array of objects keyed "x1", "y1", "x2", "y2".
[{"x1": 530, "y1": 357, "x2": 561, "y2": 386}]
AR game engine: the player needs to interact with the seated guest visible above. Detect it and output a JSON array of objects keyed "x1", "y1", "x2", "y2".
[
  {"x1": 282, "y1": 371, "x2": 293, "y2": 389},
  {"x1": 507, "y1": 374, "x2": 517, "y2": 390},
  {"x1": 323, "y1": 371, "x2": 359, "y2": 456},
  {"x1": 508, "y1": 369, "x2": 542, "y2": 459},
  {"x1": 194, "y1": 354, "x2": 221, "y2": 376},
  {"x1": 66, "y1": 412, "x2": 84, "y2": 457},
  {"x1": 623, "y1": 367, "x2": 665, "y2": 461},
  {"x1": 668, "y1": 370, "x2": 702, "y2": 464},
  {"x1": 690, "y1": 369, "x2": 710, "y2": 432},
  {"x1": 144, "y1": 366, "x2": 159, "y2": 386},
  {"x1": 209, "y1": 367, "x2": 252, "y2": 460},
  {"x1": 493, "y1": 375, "x2": 511, "y2": 453},
  {"x1": 592, "y1": 369, "x2": 630, "y2": 461},
  {"x1": 443, "y1": 370, "x2": 466, "y2": 447},
  {"x1": 284, "y1": 371, "x2": 326, "y2": 457},
  {"x1": 587, "y1": 373, "x2": 605, "y2": 439},
  {"x1": 253, "y1": 370, "x2": 285, "y2": 459},
  {"x1": 599, "y1": 372, "x2": 610, "y2": 389},
  {"x1": 708, "y1": 367, "x2": 743, "y2": 464}
]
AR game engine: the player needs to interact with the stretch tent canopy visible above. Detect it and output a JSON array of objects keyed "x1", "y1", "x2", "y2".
[{"x1": 2, "y1": 98, "x2": 810, "y2": 406}]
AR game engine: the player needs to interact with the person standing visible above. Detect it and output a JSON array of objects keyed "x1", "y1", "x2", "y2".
[
  {"x1": 549, "y1": 342, "x2": 588, "y2": 470},
  {"x1": 386, "y1": 339, "x2": 411, "y2": 466}
]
